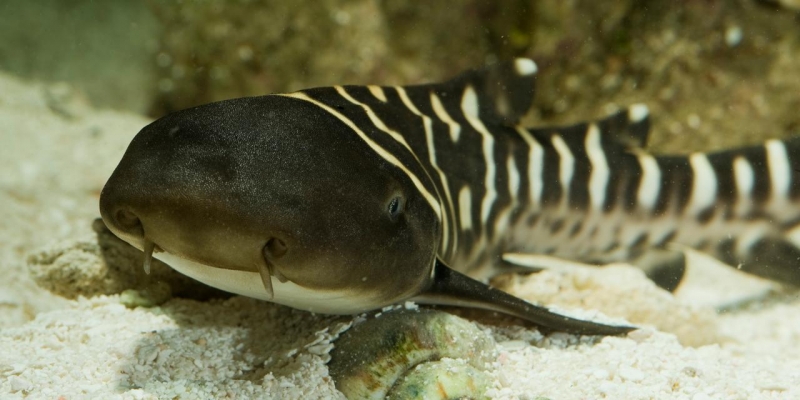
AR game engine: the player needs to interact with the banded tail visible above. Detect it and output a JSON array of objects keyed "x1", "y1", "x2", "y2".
[
  {"x1": 640, "y1": 135, "x2": 800, "y2": 286},
  {"x1": 503, "y1": 103, "x2": 800, "y2": 290}
]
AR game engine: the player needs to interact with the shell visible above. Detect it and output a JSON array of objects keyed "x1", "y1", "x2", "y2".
[
  {"x1": 388, "y1": 358, "x2": 494, "y2": 400},
  {"x1": 328, "y1": 309, "x2": 496, "y2": 399}
]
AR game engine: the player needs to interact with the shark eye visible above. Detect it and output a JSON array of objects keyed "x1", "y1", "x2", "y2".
[{"x1": 387, "y1": 196, "x2": 404, "y2": 221}]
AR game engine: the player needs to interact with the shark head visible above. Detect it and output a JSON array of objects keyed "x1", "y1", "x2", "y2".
[{"x1": 99, "y1": 94, "x2": 441, "y2": 313}]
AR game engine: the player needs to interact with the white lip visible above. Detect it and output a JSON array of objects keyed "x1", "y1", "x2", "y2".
[{"x1": 154, "y1": 251, "x2": 375, "y2": 314}]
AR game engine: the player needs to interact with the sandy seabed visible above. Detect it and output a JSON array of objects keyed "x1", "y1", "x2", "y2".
[{"x1": 1, "y1": 72, "x2": 799, "y2": 399}]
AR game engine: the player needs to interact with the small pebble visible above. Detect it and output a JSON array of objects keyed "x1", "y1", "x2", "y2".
[
  {"x1": 9, "y1": 376, "x2": 32, "y2": 392},
  {"x1": 692, "y1": 393, "x2": 713, "y2": 400},
  {"x1": 687, "y1": 114, "x2": 701, "y2": 130},
  {"x1": 156, "y1": 52, "x2": 172, "y2": 68},
  {"x1": 598, "y1": 381, "x2": 617, "y2": 394},
  {"x1": 591, "y1": 369, "x2": 610, "y2": 380},
  {"x1": 498, "y1": 340, "x2": 528, "y2": 351},
  {"x1": 725, "y1": 26, "x2": 743, "y2": 47},
  {"x1": 237, "y1": 45, "x2": 254, "y2": 61},
  {"x1": 618, "y1": 365, "x2": 645, "y2": 382},
  {"x1": 307, "y1": 343, "x2": 334, "y2": 355}
]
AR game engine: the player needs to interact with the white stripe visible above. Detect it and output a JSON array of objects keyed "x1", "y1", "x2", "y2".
[
  {"x1": 687, "y1": 153, "x2": 717, "y2": 215},
  {"x1": 336, "y1": 86, "x2": 444, "y2": 220},
  {"x1": 514, "y1": 58, "x2": 538, "y2": 76},
  {"x1": 637, "y1": 154, "x2": 661, "y2": 210},
  {"x1": 585, "y1": 124, "x2": 609, "y2": 210},
  {"x1": 628, "y1": 104, "x2": 649, "y2": 123},
  {"x1": 396, "y1": 87, "x2": 456, "y2": 256},
  {"x1": 551, "y1": 135, "x2": 574, "y2": 195},
  {"x1": 507, "y1": 154, "x2": 521, "y2": 199},
  {"x1": 335, "y1": 86, "x2": 414, "y2": 152},
  {"x1": 458, "y1": 186, "x2": 473, "y2": 231},
  {"x1": 461, "y1": 86, "x2": 497, "y2": 225},
  {"x1": 787, "y1": 225, "x2": 800, "y2": 248},
  {"x1": 494, "y1": 155, "x2": 521, "y2": 238},
  {"x1": 515, "y1": 127, "x2": 544, "y2": 206},
  {"x1": 422, "y1": 117, "x2": 450, "y2": 253},
  {"x1": 431, "y1": 93, "x2": 461, "y2": 142},
  {"x1": 765, "y1": 139, "x2": 791, "y2": 199},
  {"x1": 280, "y1": 92, "x2": 442, "y2": 220},
  {"x1": 367, "y1": 85, "x2": 387, "y2": 102},
  {"x1": 733, "y1": 156, "x2": 754, "y2": 198}
]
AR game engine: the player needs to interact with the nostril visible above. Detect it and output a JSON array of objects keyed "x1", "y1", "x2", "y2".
[
  {"x1": 114, "y1": 208, "x2": 144, "y2": 237},
  {"x1": 263, "y1": 237, "x2": 288, "y2": 259},
  {"x1": 115, "y1": 209, "x2": 140, "y2": 229}
]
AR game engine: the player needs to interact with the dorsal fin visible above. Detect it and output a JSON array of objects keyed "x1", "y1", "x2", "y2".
[
  {"x1": 423, "y1": 58, "x2": 538, "y2": 126},
  {"x1": 601, "y1": 104, "x2": 651, "y2": 149},
  {"x1": 528, "y1": 104, "x2": 652, "y2": 150}
]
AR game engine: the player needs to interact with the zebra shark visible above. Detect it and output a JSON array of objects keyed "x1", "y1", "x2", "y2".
[{"x1": 99, "y1": 59, "x2": 800, "y2": 335}]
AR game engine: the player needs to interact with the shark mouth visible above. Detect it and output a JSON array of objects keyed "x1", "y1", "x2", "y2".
[{"x1": 140, "y1": 234, "x2": 286, "y2": 301}]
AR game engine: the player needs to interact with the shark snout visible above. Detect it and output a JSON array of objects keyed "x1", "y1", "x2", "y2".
[{"x1": 99, "y1": 177, "x2": 296, "y2": 279}]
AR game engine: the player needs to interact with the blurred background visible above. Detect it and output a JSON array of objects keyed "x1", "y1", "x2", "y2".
[{"x1": 1, "y1": 0, "x2": 798, "y2": 152}]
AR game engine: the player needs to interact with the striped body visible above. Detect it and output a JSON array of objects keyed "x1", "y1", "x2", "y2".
[
  {"x1": 99, "y1": 59, "x2": 799, "y2": 335},
  {"x1": 281, "y1": 61, "x2": 800, "y2": 288}
]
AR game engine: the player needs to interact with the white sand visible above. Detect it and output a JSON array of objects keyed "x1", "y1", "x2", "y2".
[{"x1": 1, "y1": 72, "x2": 799, "y2": 399}]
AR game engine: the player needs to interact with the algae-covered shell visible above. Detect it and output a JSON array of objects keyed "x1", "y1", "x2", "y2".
[
  {"x1": 388, "y1": 357, "x2": 493, "y2": 400},
  {"x1": 328, "y1": 309, "x2": 496, "y2": 399}
]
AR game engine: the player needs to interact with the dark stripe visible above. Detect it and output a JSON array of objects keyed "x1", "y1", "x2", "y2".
[
  {"x1": 716, "y1": 238, "x2": 738, "y2": 265},
  {"x1": 549, "y1": 219, "x2": 564, "y2": 234},
  {"x1": 705, "y1": 150, "x2": 738, "y2": 206},
  {"x1": 596, "y1": 107, "x2": 650, "y2": 149},
  {"x1": 568, "y1": 221, "x2": 583, "y2": 237},
  {"x1": 614, "y1": 154, "x2": 642, "y2": 212},
  {"x1": 654, "y1": 156, "x2": 693, "y2": 216},
  {"x1": 527, "y1": 122, "x2": 593, "y2": 210},
  {"x1": 485, "y1": 127, "x2": 514, "y2": 239},
  {"x1": 557, "y1": 124, "x2": 592, "y2": 211},
  {"x1": 529, "y1": 130, "x2": 563, "y2": 206},
  {"x1": 696, "y1": 208, "x2": 714, "y2": 224},
  {"x1": 629, "y1": 232, "x2": 649, "y2": 251},
  {"x1": 654, "y1": 230, "x2": 677, "y2": 247},
  {"x1": 508, "y1": 128, "x2": 536, "y2": 212},
  {"x1": 524, "y1": 108, "x2": 653, "y2": 213},
  {"x1": 783, "y1": 137, "x2": 800, "y2": 200}
]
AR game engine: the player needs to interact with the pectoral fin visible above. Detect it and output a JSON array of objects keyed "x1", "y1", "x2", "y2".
[{"x1": 413, "y1": 259, "x2": 635, "y2": 335}]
